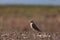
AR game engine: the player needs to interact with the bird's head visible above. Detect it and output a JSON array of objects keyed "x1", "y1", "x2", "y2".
[
  {"x1": 29, "y1": 19, "x2": 35, "y2": 24},
  {"x1": 30, "y1": 20, "x2": 34, "y2": 23}
]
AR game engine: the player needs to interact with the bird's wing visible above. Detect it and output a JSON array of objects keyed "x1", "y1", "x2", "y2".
[{"x1": 32, "y1": 23, "x2": 41, "y2": 32}]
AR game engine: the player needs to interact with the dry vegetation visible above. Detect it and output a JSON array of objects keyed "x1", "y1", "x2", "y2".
[{"x1": 0, "y1": 5, "x2": 60, "y2": 40}]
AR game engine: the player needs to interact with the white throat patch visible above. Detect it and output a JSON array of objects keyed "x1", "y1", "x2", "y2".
[{"x1": 30, "y1": 23, "x2": 33, "y2": 29}]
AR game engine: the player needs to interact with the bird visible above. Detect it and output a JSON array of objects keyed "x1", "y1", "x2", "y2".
[
  {"x1": 29, "y1": 20, "x2": 51, "y2": 38},
  {"x1": 30, "y1": 20, "x2": 41, "y2": 32}
]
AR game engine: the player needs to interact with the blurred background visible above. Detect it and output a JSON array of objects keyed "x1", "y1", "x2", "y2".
[{"x1": 0, "y1": 0, "x2": 60, "y2": 32}]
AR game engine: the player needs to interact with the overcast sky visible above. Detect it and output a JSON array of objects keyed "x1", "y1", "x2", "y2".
[{"x1": 0, "y1": 0, "x2": 60, "y2": 5}]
